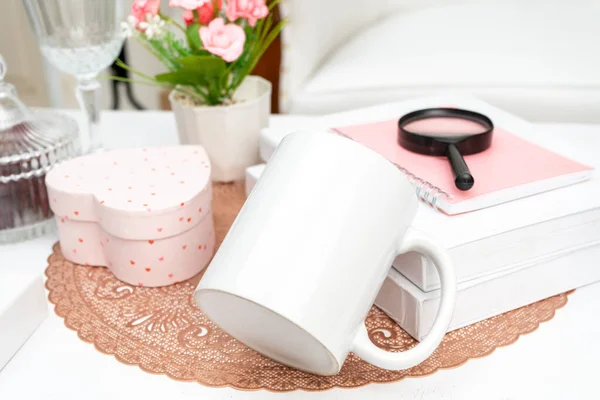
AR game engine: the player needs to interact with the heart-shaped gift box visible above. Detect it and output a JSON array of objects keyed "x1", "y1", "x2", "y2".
[{"x1": 46, "y1": 146, "x2": 215, "y2": 287}]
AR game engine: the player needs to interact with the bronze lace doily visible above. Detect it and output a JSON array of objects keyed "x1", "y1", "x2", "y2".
[{"x1": 45, "y1": 183, "x2": 572, "y2": 392}]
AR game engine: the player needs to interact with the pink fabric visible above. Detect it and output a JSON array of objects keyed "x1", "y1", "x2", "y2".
[
  {"x1": 200, "y1": 18, "x2": 245, "y2": 62},
  {"x1": 46, "y1": 146, "x2": 215, "y2": 287},
  {"x1": 226, "y1": 0, "x2": 268, "y2": 27},
  {"x1": 335, "y1": 120, "x2": 593, "y2": 204}
]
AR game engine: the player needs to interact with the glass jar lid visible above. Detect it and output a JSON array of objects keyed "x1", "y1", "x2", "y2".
[{"x1": 0, "y1": 55, "x2": 80, "y2": 185}]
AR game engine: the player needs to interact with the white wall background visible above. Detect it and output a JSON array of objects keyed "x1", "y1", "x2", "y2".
[{"x1": 0, "y1": 0, "x2": 50, "y2": 107}]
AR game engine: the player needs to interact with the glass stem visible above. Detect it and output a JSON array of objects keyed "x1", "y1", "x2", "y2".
[{"x1": 76, "y1": 76, "x2": 101, "y2": 153}]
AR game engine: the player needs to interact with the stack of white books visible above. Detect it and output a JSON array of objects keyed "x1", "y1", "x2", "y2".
[{"x1": 246, "y1": 96, "x2": 600, "y2": 341}]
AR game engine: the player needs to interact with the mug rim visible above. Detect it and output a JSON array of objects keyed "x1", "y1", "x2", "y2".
[
  {"x1": 282, "y1": 130, "x2": 414, "y2": 194},
  {"x1": 195, "y1": 288, "x2": 342, "y2": 376}
]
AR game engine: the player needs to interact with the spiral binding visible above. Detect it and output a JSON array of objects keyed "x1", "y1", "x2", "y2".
[
  {"x1": 335, "y1": 131, "x2": 449, "y2": 211},
  {"x1": 394, "y1": 165, "x2": 449, "y2": 210}
]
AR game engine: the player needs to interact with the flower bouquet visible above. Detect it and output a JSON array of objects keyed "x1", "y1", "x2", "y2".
[
  {"x1": 118, "y1": 0, "x2": 284, "y2": 182},
  {"x1": 119, "y1": 0, "x2": 284, "y2": 106}
]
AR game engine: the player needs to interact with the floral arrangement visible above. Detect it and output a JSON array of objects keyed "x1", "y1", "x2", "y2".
[{"x1": 118, "y1": 0, "x2": 284, "y2": 106}]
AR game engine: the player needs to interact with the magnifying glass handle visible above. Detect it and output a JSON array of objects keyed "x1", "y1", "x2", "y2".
[{"x1": 446, "y1": 144, "x2": 474, "y2": 191}]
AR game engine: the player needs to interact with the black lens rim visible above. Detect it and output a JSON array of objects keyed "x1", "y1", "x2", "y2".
[{"x1": 397, "y1": 108, "x2": 494, "y2": 156}]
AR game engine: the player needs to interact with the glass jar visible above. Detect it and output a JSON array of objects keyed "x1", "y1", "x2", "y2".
[{"x1": 0, "y1": 55, "x2": 80, "y2": 243}]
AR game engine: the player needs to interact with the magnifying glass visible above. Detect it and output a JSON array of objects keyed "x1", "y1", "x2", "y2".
[{"x1": 398, "y1": 108, "x2": 494, "y2": 191}]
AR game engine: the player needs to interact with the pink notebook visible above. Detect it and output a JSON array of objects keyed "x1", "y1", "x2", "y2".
[{"x1": 334, "y1": 120, "x2": 593, "y2": 214}]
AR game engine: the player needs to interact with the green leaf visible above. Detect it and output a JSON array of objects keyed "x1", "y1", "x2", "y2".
[
  {"x1": 268, "y1": 0, "x2": 282, "y2": 11},
  {"x1": 259, "y1": 12, "x2": 274, "y2": 42},
  {"x1": 170, "y1": 38, "x2": 192, "y2": 58},
  {"x1": 186, "y1": 23, "x2": 203, "y2": 53},
  {"x1": 149, "y1": 39, "x2": 180, "y2": 70},
  {"x1": 162, "y1": 32, "x2": 191, "y2": 61},
  {"x1": 178, "y1": 55, "x2": 226, "y2": 76},
  {"x1": 155, "y1": 70, "x2": 208, "y2": 86},
  {"x1": 241, "y1": 18, "x2": 287, "y2": 88},
  {"x1": 155, "y1": 55, "x2": 227, "y2": 89}
]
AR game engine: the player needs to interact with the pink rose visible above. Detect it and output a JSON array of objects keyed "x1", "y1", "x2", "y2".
[
  {"x1": 199, "y1": 18, "x2": 246, "y2": 62},
  {"x1": 130, "y1": 0, "x2": 160, "y2": 24},
  {"x1": 226, "y1": 0, "x2": 268, "y2": 27},
  {"x1": 182, "y1": 9, "x2": 194, "y2": 25},
  {"x1": 182, "y1": 0, "x2": 222, "y2": 25},
  {"x1": 169, "y1": 0, "x2": 208, "y2": 11}
]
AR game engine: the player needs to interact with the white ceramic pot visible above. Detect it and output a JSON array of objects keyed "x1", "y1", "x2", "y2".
[{"x1": 169, "y1": 76, "x2": 271, "y2": 182}]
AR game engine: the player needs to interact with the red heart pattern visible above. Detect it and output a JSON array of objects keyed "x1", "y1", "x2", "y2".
[{"x1": 46, "y1": 146, "x2": 215, "y2": 287}]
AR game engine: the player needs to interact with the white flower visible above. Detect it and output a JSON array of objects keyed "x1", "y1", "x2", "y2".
[
  {"x1": 121, "y1": 15, "x2": 138, "y2": 38},
  {"x1": 138, "y1": 13, "x2": 166, "y2": 40}
]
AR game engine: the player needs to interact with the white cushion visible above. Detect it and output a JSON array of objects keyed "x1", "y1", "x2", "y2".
[{"x1": 288, "y1": 3, "x2": 600, "y2": 122}]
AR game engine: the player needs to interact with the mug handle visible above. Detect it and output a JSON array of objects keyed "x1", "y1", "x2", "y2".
[{"x1": 351, "y1": 227, "x2": 457, "y2": 370}]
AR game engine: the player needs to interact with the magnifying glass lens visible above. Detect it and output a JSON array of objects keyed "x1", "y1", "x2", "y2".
[
  {"x1": 403, "y1": 118, "x2": 489, "y2": 138},
  {"x1": 398, "y1": 108, "x2": 494, "y2": 191}
]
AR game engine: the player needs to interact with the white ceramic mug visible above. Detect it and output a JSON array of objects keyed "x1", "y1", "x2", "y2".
[{"x1": 194, "y1": 131, "x2": 456, "y2": 375}]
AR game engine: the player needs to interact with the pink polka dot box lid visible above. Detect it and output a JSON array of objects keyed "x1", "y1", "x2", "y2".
[{"x1": 45, "y1": 146, "x2": 215, "y2": 287}]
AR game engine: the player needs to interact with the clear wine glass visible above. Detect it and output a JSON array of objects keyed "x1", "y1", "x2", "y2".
[{"x1": 24, "y1": 0, "x2": 125, "y2": 153}]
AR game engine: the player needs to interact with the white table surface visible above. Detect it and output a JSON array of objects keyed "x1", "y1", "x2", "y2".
[{"x1": 1, "y1": 110, "x2": 600, "y2": 400}]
